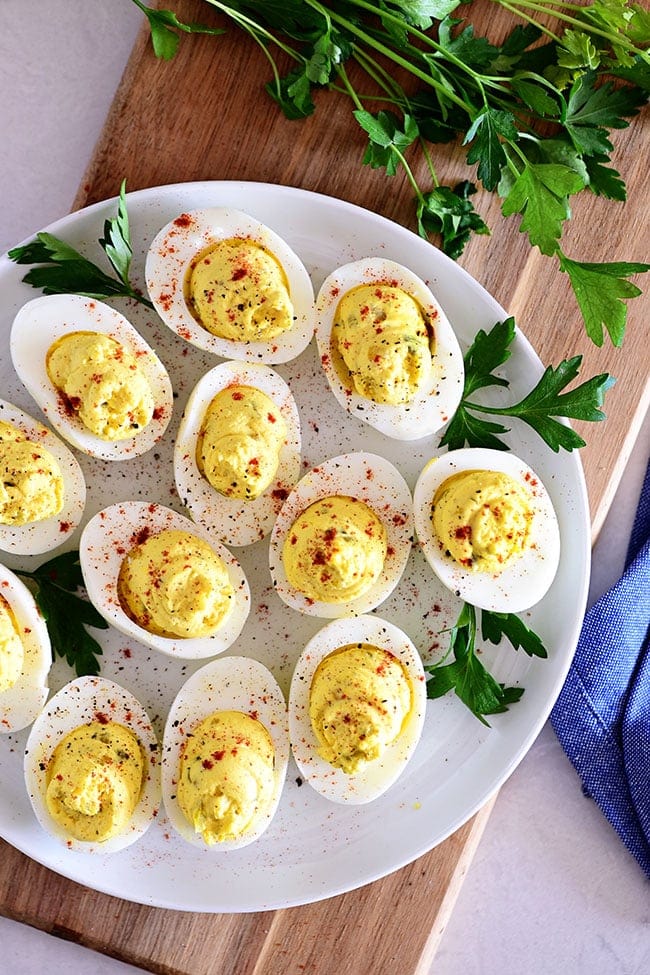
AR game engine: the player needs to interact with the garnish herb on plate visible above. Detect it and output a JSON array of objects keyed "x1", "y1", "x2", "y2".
[
  {"x1": 130, "y1": 0, "x2": 650, "y2": 346},
  {"x1": 15, "y1": 550, "x2": 107, "y2": 678},
  {"x1": 8, "y1": 181, "x2": 153, "y2": 310},
  {"x1": 426, "y1": 601, "x2": 546, "y2": 724},
  {"x1": 439, "y1": 317, "x2": 615, "y2": 452}
]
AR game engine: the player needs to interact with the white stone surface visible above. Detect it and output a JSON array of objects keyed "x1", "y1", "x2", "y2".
[{"x1": 1, "y1": 3, "x2": 648, "y2": 974}]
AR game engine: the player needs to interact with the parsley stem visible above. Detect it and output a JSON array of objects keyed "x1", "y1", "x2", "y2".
[
  {"x1": 344, "y1": 0, "x2": 490, "y2": 85},
  {"x1": 343, "y1": 48, "x2": 441, "y2": 189},
  {"x1": 391, "y1": 145, "x2": 425, "y2": 203},
  {"x1": 205, "y1": 1, "x2": 302, "y2": 61},
  {"x1": 495, "y1": 0, "x2": 561, "y2": 43},
  {"x1": 303, "y1": 0, "x2": 473, "y2": 114},
  {"x1": 419, "y1": 136, "x2": 439, "y2": 189},
  {"x1": 351, "y1": 47, "x2": 407, "y2": 104},
  {"x1": 462, "y1": 400, "x2": 537, "y2": 418},
  {"x1": 337, "y1": 62, "x2": 427, "y2": 201},
  {"x1": 336, "y1": 62, "x2": 364, "y2": 111},
  {"x1": 495, "y1": 0, "x2": 650, "y2": 59},
  {"x1": 322, "y1": 0, "x2": 517, "y2": 97}
]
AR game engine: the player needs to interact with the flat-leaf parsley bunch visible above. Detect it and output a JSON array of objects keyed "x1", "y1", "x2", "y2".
[{"x1": 131, "y1": 0, "x2": 649, "y2": 347}]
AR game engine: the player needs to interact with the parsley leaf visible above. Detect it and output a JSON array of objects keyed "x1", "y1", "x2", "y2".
[
  {"x1": 477, "y1": 356, "x2": 616, "y2": 451},
  {"x1": 425, "y1": 603, "x2": 526, "y2": 725},
  {"x1": 481, "y1": 611, "x2": 548, "y2": 658},
  {"x1": 383, "y1": 0, "x2": 462, "y2": 31},
  {"x1": 441, "y1": 319, "x2": 615, "y2": 451},
  {"x1": 15, "y1": 551, "x2": 107, "y2": 678},
  {"x1": 439, "y1": 317, "x2": 514, "y2": 449},
  {"x1": 464, "y1": 108, "x2": 519, "y2": 191},
  {"x1": 461, "y1": 317, "x2": 515, "y2": 396},
  {"x1": 584, "y1": 155, "x2": 627, "y2": 201},
  {"x1": 416, "y1": 181, "x2": 490, "y2": 260},
  {"x1": 305, "y1": 28, "x2": 347, "y2": 83},
  {"x1": 8, "y1": 182, "x2": 153, "y2": 309},
  {"x1": 557, "y1": 29, "x2": 601, "y2": 73},
  {"x1": 440, "y1": 408, "x2": 511, "y2": 452},
  {"x1": 99, "y1": 179, "x2": 133, "y2": 288},
  {"x1": 131, "y1": 0, "x2": 224, "y2": 60},
  {"x1": 533, "y1": 137, "x2": 589, "y2": 184},
  {"x1": 501, "y1": 162, "x2": 586, "y2": 256},
  {"x1": 355, "y1": 109, "x2": 419, "y2": 176},
  {"x1": 510, "y1": 78, "x2": 561, "y2": 119},
  {"x1": 437, "y1": 17, "x2": 499, "y2": 71},
  {"x1": 613, "y1": 55, "x2": 650, "y2": 92},
  {"x1": 562, "y1": 70, "x2": 646, "y2": 156},
  {"x1": 267, "y1": 68, "x2": 316, "y2": 119},
  {"x1": 558, "y1": 252, "x2": 650, "y2": 346}
]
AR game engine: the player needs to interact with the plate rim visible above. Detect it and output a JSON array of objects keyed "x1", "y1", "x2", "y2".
[{"x1": 0, "y1": 178, "x2": 591, "y2": 912}]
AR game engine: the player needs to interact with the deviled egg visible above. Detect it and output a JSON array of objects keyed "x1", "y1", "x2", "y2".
[
  {"x1": 10, "y1": 294, "x2": 173, "y2": 460},
  {"x1": 0, "y1": 563, "x2": 51, "y2": 734},
  {"x1": 0, "y1": 400, "x2": 85, "y2": 555},
  {"x1": 315, "y1": 258, "x2": 464, "y2": 440},
  {"x1": 289, "y1": 615, "x2": 426, "y2": 804},
  {"x1": 413, "y1": 447, "x2": 561, "y2": 612},
  {"x1": 24, "y1": 676, "x2": 160, "y2": 853},
  {"x1": 145, "y1": 208, "x2": 315, "y2": 364},
  {"x1": 174, "y1": 361, "x2": 301, "y2": 546},
  {"x1": 79, "y1": 501, "x2": 250, "y2": 659},
  {"x1": 268, "y1": 452, "x2": 412, "y2": 618},
  {"x1": 162, "y1": 656, "x2": 289, "y2": 850}
]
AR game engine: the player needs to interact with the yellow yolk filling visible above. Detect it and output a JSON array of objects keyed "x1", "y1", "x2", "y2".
[
  {"x1": 309, "y1": 643, "x2": 413, "y2": 774},
  {"x1": 118, "y1": 528, "x2": 234, "y2": 638},
  {"x1": 45, "y1": 721, "x2": 145, "y2": 842},
  {"x1": 46, "y1": 331, "x2": 154, "y2": 441},
  {"x1": 196, "y1": 384, "x2": 287, "y2": 501},
  {"x1": 0, "y1": 420, "x2": 64, "y2": 525},
  {"x1": 177, "y1": 710, "x2": 275, "y2": 844},
  {"x1": 432, "y1": 469, "x2": 534, "y2": 572},
  {"x1": 282, "y1": 495, "x2": 387, "y2": 604},
  {"x1": 333, "y1": 282, "x2": 433, "y2": 405},
  {"x1": 0, "y1": 594, "x2": 24, "y2": 693},
  {"x1": 186, "y1": 238, "x2": 294, "y2": 342}
]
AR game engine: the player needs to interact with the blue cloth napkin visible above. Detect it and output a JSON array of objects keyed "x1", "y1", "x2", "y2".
[{"x1": 551, "y1": 459, "x2": 650, "y2": 878}]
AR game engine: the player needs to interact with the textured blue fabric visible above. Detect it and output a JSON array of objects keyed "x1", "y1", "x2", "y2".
[{"x1": 551, "y1": 460, "x2": 650, "y2": 877}]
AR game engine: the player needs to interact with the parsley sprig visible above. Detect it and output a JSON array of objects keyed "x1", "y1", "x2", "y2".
[
  {"x1": 426, "y1": 601, "x2": 546, "y2": 724},
  {"x1": 130, "y1": 0, "x2": 650, "y2": 345},
  {"x1": 15, "y1": 550, "x2": 107, "y2": 678},
  {"x1": 130, "y1": 0, "x2": 225, "y2": 58},
  {"x1": 8, "y1": 180, "x2": 153, "y2": 310},
  {"x1": 440, "y1": 317, "x2": 615, "y2": 452}
]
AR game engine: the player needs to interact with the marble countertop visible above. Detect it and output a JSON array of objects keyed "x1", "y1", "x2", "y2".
[{"x1": 1, "y1": 2, "x2": 648, "y2": 973}]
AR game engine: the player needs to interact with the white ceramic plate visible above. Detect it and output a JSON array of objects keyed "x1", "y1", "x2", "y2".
[{"x1": 0, "y1": 181, "x2": 590, "y2": 912}]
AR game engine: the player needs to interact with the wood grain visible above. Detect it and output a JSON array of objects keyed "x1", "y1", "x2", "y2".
[
  {"x1": 1, "y1": 799, "x2": 495, "y2": 975},
  {"x1": 1, "y1": 1, "x2": 648, "y2": 971}
]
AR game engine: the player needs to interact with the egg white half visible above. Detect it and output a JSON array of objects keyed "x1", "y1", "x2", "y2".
[
  {"x1": 268, "y1": 451, "x2": 413, "y2": 618},
  {"x1": 24, "y1": 675, "x2": 160, "y2": 853},
  {"x1": 0, "y1": 400, "x2": 86, "y2": 556},
  {"x1": 289, "y1": 614, "x2": 426, "y2": 804},
  {"x1": 315, "y1": 257, "x2": 464, "y2": 440},
  {"x1": 0, "y1": 563, "x2": 51, "y2": 734},
  {"x1": 174, "y1": 360, "x2": 301, "y2": 547},
  {"x1": 162, "y1": 655, "x2": 289, "y2": 850},
  {"x1": 79, "y1": 501, "x2": 250, "y2": 659},
  {"x1": 145, "y1": 207, "x2": 315, "y2": 364},
  {"x1": 413, "y1": 447, "x2": 561, "y2": 613},
  {"x1": 10, "y1": 294, "x2": 173, "y2": 460}
]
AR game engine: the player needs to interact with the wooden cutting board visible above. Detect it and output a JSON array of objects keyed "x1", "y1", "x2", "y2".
[{"x1": 1, "y1": 2, "x2": 648, "y2": 972}]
